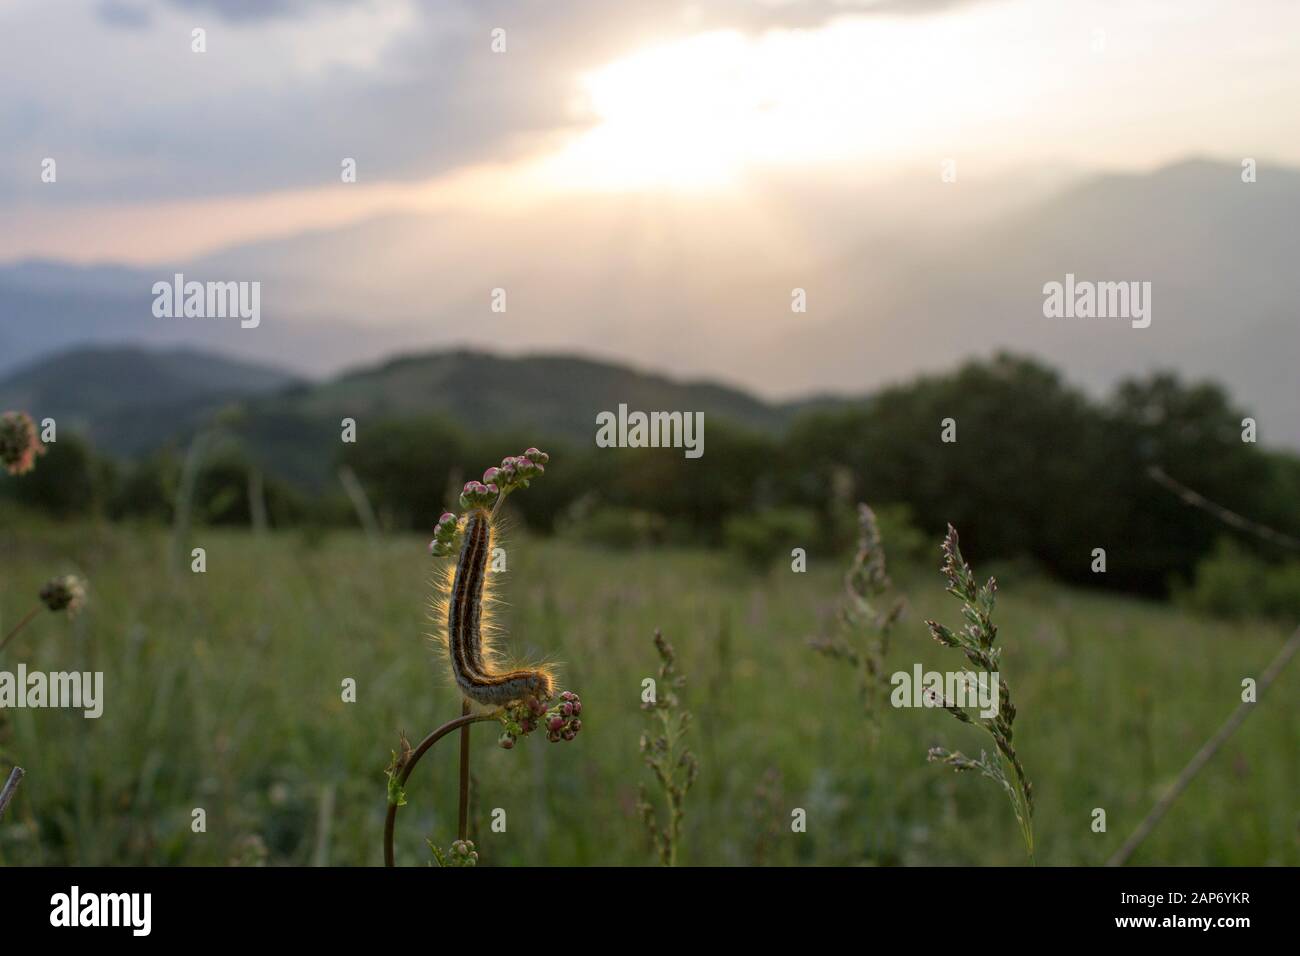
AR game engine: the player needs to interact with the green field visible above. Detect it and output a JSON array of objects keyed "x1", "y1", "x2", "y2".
[{"x1": 1, "y1": 516, "x2": 1296, "y2": 866}]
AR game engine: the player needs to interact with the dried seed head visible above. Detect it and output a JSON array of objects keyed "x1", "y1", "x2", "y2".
[{"x1": 39, "y1": 575, "x2": 86, "y2": 616}]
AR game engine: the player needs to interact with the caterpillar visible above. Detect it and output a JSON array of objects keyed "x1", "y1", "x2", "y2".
[{"x1": 438, "y1": 508, "x2": 554, "y2": 707}]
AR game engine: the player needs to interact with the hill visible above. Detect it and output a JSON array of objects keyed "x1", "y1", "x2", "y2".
[{"x1": 0, "y1": 345, "x2": 299, "y2": 456}]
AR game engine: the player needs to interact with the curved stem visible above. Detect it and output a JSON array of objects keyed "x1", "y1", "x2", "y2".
[
  {"x1": 384, "y1": 710, "x2": 498, "y2": 867},
  {"x1": 0, "y1": 605, "x2": 42, "y2": 655}
]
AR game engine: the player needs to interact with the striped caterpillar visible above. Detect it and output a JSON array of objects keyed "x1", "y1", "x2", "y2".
[{"x1": 437, "y1": 507, "x2": 555, "y2": 707}]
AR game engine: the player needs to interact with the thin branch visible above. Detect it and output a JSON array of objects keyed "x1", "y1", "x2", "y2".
[
  {"x1": 0, "y1": 766, "x2": 25, "y2": 821},
  {"x1": 1148, "y1": 465, "x2": 1300, "y2": 551},
  {"x1": 1108, "y1": 624, "x2": 1300, "y2": 866},
  {"x1": 383, "y1": 710, "x2": 498, "y2": 867}
]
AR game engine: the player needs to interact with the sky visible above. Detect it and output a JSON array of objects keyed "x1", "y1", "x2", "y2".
[{"x1": 4, "y1": 0, "x2": 1300, "y2": 264}]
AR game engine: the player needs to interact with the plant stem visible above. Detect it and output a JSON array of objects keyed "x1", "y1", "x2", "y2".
[
  {"x1": 1108, "y1": 624, "x2": 1300, "y2": 867},
  {"x1": 457, "y1": 699, "x2": 471, "y2": 841},
  {"x1": 0, "y1": 766, "x2": 24, "y2": 821},
  {"x1": 0, "y1": 605, "x2": 41, "y2": 655},
  {"x1": 383, "y1": 709, "x2": 497, "y2": 867}
]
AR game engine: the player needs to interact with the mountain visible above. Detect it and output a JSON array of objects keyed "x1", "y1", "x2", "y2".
[
  {"x1": 0, "y1": 344, "x2": 820, "y2": 484},
  {"x1": 0, "y1": 259, "x2": 403, "y2": 380},
  {"x1": 227, "y1": 348, "x2": 805, "y2": 486},
  {"x1": 3, "y1": 159, "x2": 1297, "y2": 445},
  {"x1": 258, "y1": 349, "x2": 785, "y2": 436},
  {"x1": 0, "y1": 345, "x2": 300, "y2": 456},
  {"x1": 753, "y1": 158, "x2": 1300, "y2": 446}
]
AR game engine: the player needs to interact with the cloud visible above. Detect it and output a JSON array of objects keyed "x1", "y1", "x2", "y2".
[{"x1": 3, "y1": 0, "x2": 991, "y2": 205}]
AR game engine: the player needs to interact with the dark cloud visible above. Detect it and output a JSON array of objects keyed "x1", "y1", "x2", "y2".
[
  {"x1": 159, "y1": 0, "x2": 352, "y2": 21},
  {"x1": 97, "y1": 1, "x2": 153, "y2": 29}
]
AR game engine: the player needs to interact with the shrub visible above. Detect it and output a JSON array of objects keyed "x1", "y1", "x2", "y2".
[
  {"x1": 1178, "y1": 539, "x2": 1300, "y2": 621},
  {"x1": 723, "y1": 507, "x2": 818, "y2": 571}
]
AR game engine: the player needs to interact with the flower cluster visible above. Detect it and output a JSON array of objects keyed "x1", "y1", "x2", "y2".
[
  {"x1": 458, "y1": 480, "x2": 498, "y2": 511},
  {"x1": 428, "y1": 838, "x2": 479, "y2": 867},
  {"x1": 491, "y1": 447, "x2": 548, "y2": 494},
  {"x1": 39, "y1": 574, "x2": 86, "y2": 616},
  {"x1": 0, "y1": 411, "x2": 45, "y2": 476},
  {"x1": 428, "y1": 511, "x2": 461, "y2": 558},
  {"x1": 497, "y1": 690, "x2": 583, "y2": 748},
  {"x1": 458, "y1": 446, "x2": 549, "y2": 512},
  {"x1": 429, "y1": 448, "x2": 550, "y2": 557}
]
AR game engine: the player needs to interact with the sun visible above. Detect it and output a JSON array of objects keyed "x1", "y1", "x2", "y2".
[{"x1": 536, "y1": 15, "x2": 1032, "y2": 193}]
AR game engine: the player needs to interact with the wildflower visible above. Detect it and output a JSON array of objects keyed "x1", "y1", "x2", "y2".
[
  {"x1": 0, "y1": 411, "x2": 45, "y2": 476},
  {"x1": 497, "y1": 691, "x2": 583, "y2": 748},
  {"x1": 637, "y1": 629, "x2": 697, "y2": 865}
]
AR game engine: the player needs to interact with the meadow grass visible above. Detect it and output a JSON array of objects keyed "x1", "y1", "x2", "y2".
[{"x1": 0, "y1": 515, "x2": 1296, "y2": 865}]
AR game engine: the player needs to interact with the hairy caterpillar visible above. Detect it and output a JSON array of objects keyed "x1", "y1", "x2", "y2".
[{"x1": 437, "y1": 508, "x2": 554, "y2": 706}]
